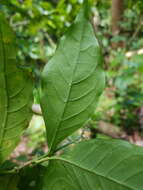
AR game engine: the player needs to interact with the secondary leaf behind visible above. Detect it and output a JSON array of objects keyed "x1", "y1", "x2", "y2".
[{"x1": 0, "y1": 14, "x2": 33, "y2": 163}]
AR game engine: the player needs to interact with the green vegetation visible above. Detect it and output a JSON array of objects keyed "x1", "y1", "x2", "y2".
[{"x1": 0, "y1": 0, "x2": 143, "y2": 189}]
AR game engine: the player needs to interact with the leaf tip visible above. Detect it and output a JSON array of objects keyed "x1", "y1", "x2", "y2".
[{"x1": 76, "y1": 0, "x2": 90, "y2": 22}]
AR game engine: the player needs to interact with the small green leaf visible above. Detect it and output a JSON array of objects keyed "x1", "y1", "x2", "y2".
[
  {"x1": 0, "y1": 174, "x2": 19, "y2": 190},
  {"x1": 43, "y1": 139, "x2": 143, "y2": 190},
  {"x1": 0, "y1": 14, "x2": 33, "y2": 163},
  {"x1": 40, "y1": 1, "x2": 105, "y2": 153},
  {"x1": 18, "y1": 166, "x2": 44, "y2": 190},
  {"x1": 0, "y1": 166, "x2": 44, "y2": 190}
]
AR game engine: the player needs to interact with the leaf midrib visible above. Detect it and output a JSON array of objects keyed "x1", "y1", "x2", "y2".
[
  {"x1": 50, "y1": 157, "x2": 133, "y2": 190},
  {"x1": 49, "y1": 19, "x2": 87, "y2": 152}
]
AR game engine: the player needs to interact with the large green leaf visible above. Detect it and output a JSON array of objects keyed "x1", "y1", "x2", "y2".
[
  {"x1": 0, "y1": 14, "x2": 33, "y2": 163},
  {"x1": 40, "y1": 1, "x2": 105, "y2": 153},
  {"x1": 43, "y1": 139, "x2": 143, "y2": 190}
]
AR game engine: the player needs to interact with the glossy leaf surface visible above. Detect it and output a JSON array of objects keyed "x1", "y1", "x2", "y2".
[
  {"x1": 43, "y1": 139, "x2": 143, "y2": 190},
  {"x1": 0, "y1": 14, "x2": 33, "y2": 163},
  {"x1": 40, "y1": 2, "x2": 105, "y2": 153}
]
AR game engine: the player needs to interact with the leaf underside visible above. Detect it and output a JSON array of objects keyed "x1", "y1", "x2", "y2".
[
  {"x1": 43, "y1": 139, "x2": 143, "y2": 190},
  {"x1": 40, "y1": 5, "x2": 105, "y2": 153},
  {"x1": 0, "y1": 14, "x2": 33, "y2": 163}
]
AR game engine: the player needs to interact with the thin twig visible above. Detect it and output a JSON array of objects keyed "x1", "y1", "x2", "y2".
[
  {"x1": 0, "y1": 155, "x2": 50, "y2": 175},
  {"x1": 54, "y1": 135, "x2": 83, "y2": 153}
]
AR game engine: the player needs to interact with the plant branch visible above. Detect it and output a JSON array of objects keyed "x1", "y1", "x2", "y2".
[{"x1": 0, "y1": 155, "x2": 50, "y2": 175}]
